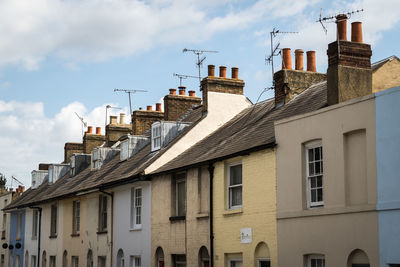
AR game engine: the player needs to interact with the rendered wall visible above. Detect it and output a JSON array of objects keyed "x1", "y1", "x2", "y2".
[
  {"x1": 373, "y1": 59, "x2": 400, "y2": 93},
  {"x1": 213, "y1": 150, "x2": 277, "y2": 267},
  {"x1": 9, "y1": 210, "x2": 25, "y2": 267},
  {"x1": 375, "y1": 87, "x2": 400, "y2": 265},
  {"x1": 113, "y1": 181, "x2": 151, "y2": 267}
]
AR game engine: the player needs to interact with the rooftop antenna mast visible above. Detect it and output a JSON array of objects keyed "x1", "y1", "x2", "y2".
[
  {"x1": 114, "y1": 89, "x2": 148, "y2": 115},
  {"x1": 265, "y1": 28, "x2": 298, "y2": 82},
  {"x1": 10, "y1": 175, "x2": 24, "y2": 189},
  {"x1": 105, "y1": 105, "x2": 122, "y2": 129},
  {"x1": 182, "y1": 48, "x2": 219, "y2": 87},
  {"x1": 173, "y1": 73, "x2": 200, "y2": 87},
  {"x1": 316, "y1": 8, "x2": 364, "y2": 34},
  {"x1": 74, "y1": 112, "x2": 87, "y2": 137}
]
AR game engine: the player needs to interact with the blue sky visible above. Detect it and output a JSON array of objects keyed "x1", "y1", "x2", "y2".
[{"x1": 0, "y1": 0, "x2": 399, "y2": 187}]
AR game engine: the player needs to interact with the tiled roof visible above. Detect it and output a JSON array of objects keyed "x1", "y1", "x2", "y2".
[
  {"x1": 372, "y1": 55, "x2": 399, "y2": 71},
  {"x1": 153, "y1": 81, "x2": 328, "y2": 174}
]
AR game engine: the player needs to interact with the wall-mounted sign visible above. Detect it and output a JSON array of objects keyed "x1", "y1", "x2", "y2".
[{"x1": 240, "y1": 228, "x2": 252, "y2": 244}]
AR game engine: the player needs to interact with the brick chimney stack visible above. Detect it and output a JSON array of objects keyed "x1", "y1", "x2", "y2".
[
  {"x1": 201, "y1": 65, "x2": 245, "y2": 112},
  {"x1": 164, "y1": 86, "x2": 201, "y2": 121},
  {"x1": 131, "y1": 107, "x2": 164, "y2": 135},
  {"x1": 327, "y1": 16, "x2": 372, "y2": 105},
  {"x1": 106, "y1": 113, "x2": 132, "y2": 146},
  {"x1": 83, "y1": 126, "x2": 106, "y2": 154}
]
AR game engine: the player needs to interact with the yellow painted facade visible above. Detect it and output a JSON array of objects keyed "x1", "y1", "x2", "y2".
[
  {"x1": 372, "y1": 57, "x2": 400, "y2": 93},
  {"x1": 213, "y1": 149, "x2": 277, "y2": 267}
]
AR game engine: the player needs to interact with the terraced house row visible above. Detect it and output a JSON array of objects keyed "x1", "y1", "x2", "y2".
[{"x1": 3, "y1": 16, "x2": 400, "y2": 267}]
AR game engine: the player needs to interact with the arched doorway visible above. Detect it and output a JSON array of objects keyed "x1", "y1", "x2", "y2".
[
  {"x1": 347, "y1": 249, "x2": 370, "y2": 267},
  {"x1": 116, "y1": 249, "x2": 124, "y2": 267},
  {"x1": 87, "y1": 250, "x2": 93, "y2": 267},
  {"x1": 155, "y1": 247, "x2": 164, "y2": 267},
  {"x1": 254, "y1": 242, "x2": 270, "y2": 267},
  {"x1": 62, "y1": 251, "x2": 68, "y2": 267},
  {"x1": 42, "y1": 251, "x2": 47, "y2": 267},
  {"x1": 198, "y1": 246, "x2": 210, "y2": 267}
]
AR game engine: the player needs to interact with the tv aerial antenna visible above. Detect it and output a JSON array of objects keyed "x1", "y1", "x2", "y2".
[
  {"x1": 316, "y1": 8, "x2": 364, "y2": 34},
  {"x1": 10, "y1": 175, "x2": 24, "y2": 189},
  {"x1": 105, "y1": 105, "x2": 122, "y2": 129},
  {"x1": 114, "y1": 89, "x2": 148, "y2": 115},
  {"x1": 183, "y1": 48, "x2": 218, "y2": 87},
  {"x1": 74, "y1": 112, "x2": 87, "y2": 137},
  {"x1": 173, "y1": 73, "x2": 200, "y2": 87},
  {"x1": 265, "y1": 28, "x2": 298, "y2": 82}
]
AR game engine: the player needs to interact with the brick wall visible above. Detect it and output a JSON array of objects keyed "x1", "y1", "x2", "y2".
[
  {"x1": 83, "y1": 134, "x2": 106, "y2": 154},
  {"x1": 64, "y1": 142, "x2": 84, "y2": 163},
  {"x1": 106, "y1": 124, "x2": 132, "y2": 146},
  {"x1": 131, "y1": 110, "x2": 164, "y2": 135},
  {"x1": 164, "y1": 94, "x2": 201, "y2": 121}
]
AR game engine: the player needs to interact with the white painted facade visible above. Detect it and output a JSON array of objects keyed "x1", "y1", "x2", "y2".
[
  {"x1": 146, "y1": 91, "x2": 251, "y2": 173},
  {"x1": 0, "y1": 192, "x2": 12, "y2": 267},
  {"x1": 113, "y1": 181, "x2": 151, "y2": 267},
  {"x1": 24, "y1": 208, "x2": 38, "y2": 267}
]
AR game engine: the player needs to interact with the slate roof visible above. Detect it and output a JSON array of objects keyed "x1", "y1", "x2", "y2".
[
  {"x1": 153, "y1": 81, "x2": 328, "y2": 174},
  {"x1": 4, "y1": 104, "x2": 204, "y2": 210},
  {"x1": 372, "y1": 55, "x2": 399, "y2": 71}
]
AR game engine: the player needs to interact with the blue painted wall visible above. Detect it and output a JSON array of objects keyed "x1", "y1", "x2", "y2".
[
  {"x1": 376, "y1": 86, "x2": 400, "y2": 266},
  {"x1": 8, "y1": 210, "x2": 25, "y2": 267}
]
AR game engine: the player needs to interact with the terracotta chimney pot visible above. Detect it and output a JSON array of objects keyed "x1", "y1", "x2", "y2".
[
  {"x1": 208, "y1": 65, "x2": 215, "y2": 76},
  {"x1": 295, "y1": 49, "x2": 304, "y2": 71},
  {"x1": 306, "y1": 51, "x2": 316, "y2": 72},
  {"x1": 219, "y1": 66, "x2": 227, "y2": 78},
  {"x1": 169, "y1": 88, "x2": 177, "y2": 95},
  {"x1": 156, "y1": 103, "x2": 162, "y2": 112},
  {"x1": 146, "y1": 105, "x2": 152, "y2": 111},
  {"x1": 87, "y1": 126, "x2": 93, "y2": 134},
  {"x1": 178, "y1": 86, "x2": 186, "y2": 95},
  {"x1": 336, "y1": 14, "x2": 348, "y2": 41},
  {"x1": 351, "y1": 22, "x2": 363, "y2": 43},
  {"x1": 96, "y1": 127, "x2": 101, "y2": 135},
  {"x1": 188, "y1": 90, "x2": 196, "y2": 97},
  {"x1": 282, "y1": 48, "x2": 292, "y2": 69},
  {"x1": 231, "y1": 67, "x2": 239, "y2": 79}
]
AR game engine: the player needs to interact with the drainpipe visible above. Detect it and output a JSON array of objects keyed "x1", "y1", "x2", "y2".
[
  {"x1": 99, "y1": 190, "x2": 113, "y2": 267},
  {"x1": 208, "y1": 163, "x2": 215, "y2": 267},
  {"x1": 30, "y1": 207, "x2": 42, "y2": 267}
]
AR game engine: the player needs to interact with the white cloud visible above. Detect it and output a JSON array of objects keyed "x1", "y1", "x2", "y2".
[
  {"x1": 0, "y1": 0, "x2": 317, "y2": 70},
  {"x1": 0, "y1": 100, "x2": 129, "y2": 188}
]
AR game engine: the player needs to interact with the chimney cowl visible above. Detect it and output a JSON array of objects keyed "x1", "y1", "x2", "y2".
[
  {"x1": 295, "y1": 49, "x2": 304, "y2": 71},
  {"x1": 282, "y1": 48, "x2": 292, "y2": 70},
  {"x1": 219, "y1": 66, "x2": 227, "y2": 78},
  {"x1": 208, "y1": 65, "x2": 215, "y2": 76}
]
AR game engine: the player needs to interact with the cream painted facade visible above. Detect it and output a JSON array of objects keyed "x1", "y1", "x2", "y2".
[
  {"x1": 275, "y1": 95, "x2": 379, "y2": 266},
  {"x1": 372, "y1": 57, "x2": 400, "y2": 93},
  {"x1": 213, "y1": 150, "x2": 277, "y2": 267},
  {"x1": 62, "y1": 192, "x2": 112, "y2": 267},
  {"x1": 151, "y1": 167, "x2": 210, "y2": 267},
  {"x1": 0, "y1": 192, "x2": 12, "y2": 267},
  {"x1": 40, "y1": 201, "x2": 64, "y2": 267}
]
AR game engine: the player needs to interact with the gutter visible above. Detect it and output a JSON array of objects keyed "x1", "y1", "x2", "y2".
[
  {"x1": 99, "y1": 189, "x2": 114, "y2": 267},
  {"x1": 208, "y1": 163, "x2": 215, "y2": 267}
]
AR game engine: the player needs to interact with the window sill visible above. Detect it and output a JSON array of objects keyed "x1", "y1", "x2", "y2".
[
  {"x1": 169, "y1": 215, "x2": 186, "y2": 222},
  {"x1": 223, "y1": 208, "x2": 243, "y2": 216},
  {"x1": 97, "y1": 230, "x2": 108, "y2": 235},
  {"x1": 129, "y1": 227, "x2": 142, "y2": 232},
  {"x1": 49, "y1": 235, "x2": 57, "y2": 239},
  {"x1": 15, "y1": 237, "x2": 21, "y2": 241},
  {"x1": 196, "y1": 213, "x2": 209, "y2": 219},
  {"x1": 70, "y1": 233, "x2": 80, "y2": 237}
]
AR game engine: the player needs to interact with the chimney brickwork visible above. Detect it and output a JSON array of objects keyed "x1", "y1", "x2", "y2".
[
  {"x1": 83, "y1": 129, "x2": 106, "y2": 154},
  {"x1": 106, "y1": 113, "x2": 132, "y2": 146},
  {"x1": 131, "y1": 109, "x2": 164, "y2": 135},
  {"x1": 201, "y1": 66, "x2": 245, "y2": 112},
  {"x1": 327, "y1": 18, "x2": 372, "y2": 105},
  {"x1": 64, "y1": 142, "x2": 84, "y2": 163},
  {"x1": 164, "y1": 87, "x2": 201, "y2": 121}
]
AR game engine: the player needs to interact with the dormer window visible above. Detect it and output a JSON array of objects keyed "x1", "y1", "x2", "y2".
[{"x1": 151, "y1": 123, "x2": 162, "y2": 151}]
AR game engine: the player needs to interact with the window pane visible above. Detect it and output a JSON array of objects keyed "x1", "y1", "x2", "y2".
[
  {"x1": 316, "y1": 176, "x2": 322, "y2": 187},
  {"x1": 315, "y1": 147, "x2": 320, "y2": 160},
  {"x1": 230, "y1": 186, "x2": 242, "y2": 207},
  {"x1": 308, "y1": 149, "x2": 314, "y2": 161},
  {"x1": 177, "y1": 181, "x2": 186, "y2": 216},
  {"x1": 315, "y1": 162, "x2": 321, "y2": 174},
  {"x1": 309, "y1": 163, "x2": 314, "y2": 176},
  {"x1": 317, "y1": 189, "x2": 323, "y2": 202},
  {"x1": 230, "y1": 165, "x2": 242, "y2": 185}
]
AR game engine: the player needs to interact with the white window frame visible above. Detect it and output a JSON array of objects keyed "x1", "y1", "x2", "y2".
[
  {"x1": 175, "y1": 176, "x2": 186, "y2": 217},
  {"x1": 229, "y1": 259, "x2": 243, "y2": 267},
  {"x1": 71, "y1": 256, "x2": 79, "y2": 267},
  {"x1": 32, "y1": 210, "x2": 38, "y2": 239},
  {"x1": 50, "y1": 204, "x2": 58, "y2": 236},
  {"x1": 130, "y1": 188, "x2": 142, "y2": 229},
  {"x1": 228, "y1": 162, "x2": 243, "y2": 210},
  {"x1": 151, "y1": 123, "x2": 162, "y2": 151},
  {"x1": 305, "y1": 141, "x2": 324, "y2": 208},
  {"x1": 130, "y1": 256, "x2": 141, "y2": 267},
  {"x1": 307, "y1": 254, "x2": 325, "y2": 267}
]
